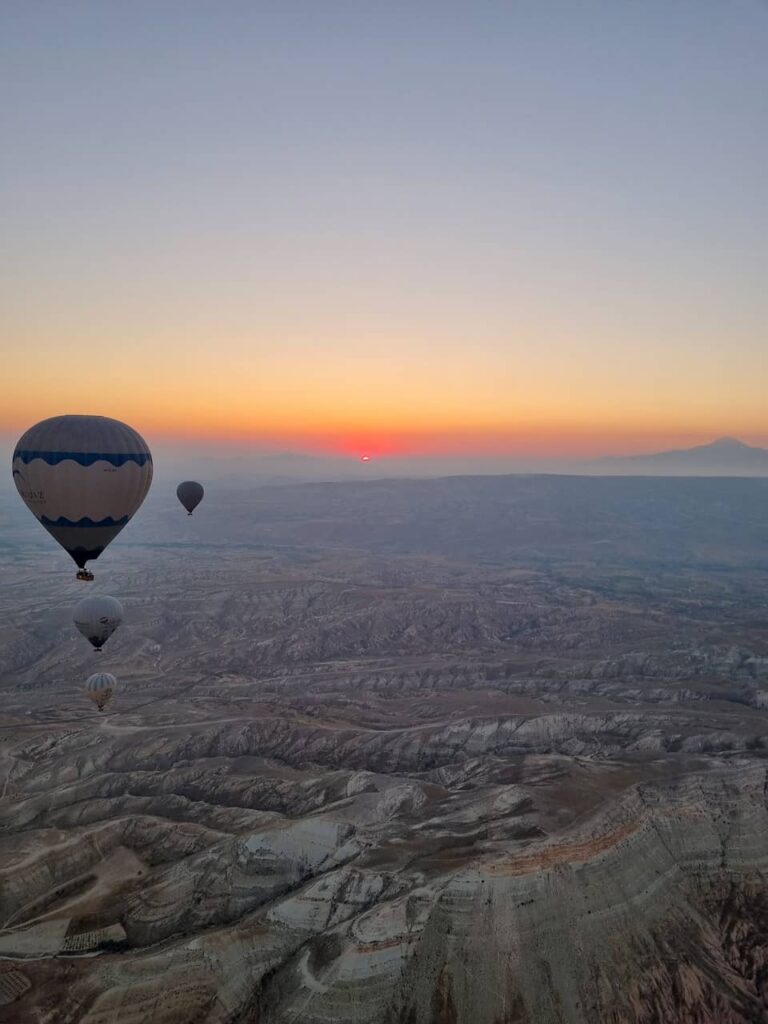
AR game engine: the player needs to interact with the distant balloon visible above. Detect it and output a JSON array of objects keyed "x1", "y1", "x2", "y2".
[
  {"x1": 73, "y1": 595, "x2": 123, "y2": 651},
  {"x1": 85, "y1": 672, "x2": 116, "y2": 712},
  {"x1": 12, "y1": 415, "x2": 153, "y2": 581},
  {"x1": 176, "y1": 480, "x2": 204, "y2": 515}
]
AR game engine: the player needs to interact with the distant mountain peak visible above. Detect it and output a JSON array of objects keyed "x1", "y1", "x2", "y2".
[
  {"x1": 706, "y1": 436, "x2": 751, "y2": 450},
  {"x1": 601, "y1": 435, "x2": 768, "y2": 476}
]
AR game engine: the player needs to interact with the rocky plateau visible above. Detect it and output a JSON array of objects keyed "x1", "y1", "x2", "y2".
[{"x1": 1, "y1": 474, "x2": 768, "y2": 1023}]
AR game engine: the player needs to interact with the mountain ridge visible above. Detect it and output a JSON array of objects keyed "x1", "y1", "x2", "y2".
[{"x1": 598, "y1": 436, "x2": 768, "y2": 476}]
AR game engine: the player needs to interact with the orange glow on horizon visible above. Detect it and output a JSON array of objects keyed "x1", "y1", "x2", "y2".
[
  {"x1": 102, "y1": 411, "x2": 768, "y2": 459},
  {"x1": 2, "y1": 324, "x2": 766, "y2": 460},
  {"x1": 3, "y1": 408, "x2": 766, "y2": 462},
  {"x1": 2, "y1": 6, "x2": 766, "y2": 474}
]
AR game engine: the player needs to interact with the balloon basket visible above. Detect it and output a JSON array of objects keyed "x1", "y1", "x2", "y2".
[{"x1": 76, "y1": 570, "x2": 95, "y2": 582}]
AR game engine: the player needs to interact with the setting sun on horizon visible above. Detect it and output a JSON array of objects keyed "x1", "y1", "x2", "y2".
[{"x1": 1, "y1": 2, "x2": 766, "y2": 462}]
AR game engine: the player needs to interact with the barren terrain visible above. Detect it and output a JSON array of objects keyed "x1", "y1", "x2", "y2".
[{"x1": 2, "y1": 474, "x2": 768, "y2": 1023}]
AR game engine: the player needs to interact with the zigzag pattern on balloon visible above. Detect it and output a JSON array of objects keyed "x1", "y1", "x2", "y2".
[
  {"x1": 12, "y1": 414, "x2": 153, "y2": 575},
  {"x1": 12, "y1": 458, "x2": 152, "y2": 524},
  {"x1": 41, "y1": 515, "x2": 130, "y2": 528},
  {"x1": 13, "y1": 449, "x2": 152, "y2": 468}
]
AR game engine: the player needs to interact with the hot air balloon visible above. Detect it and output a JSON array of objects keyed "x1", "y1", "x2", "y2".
[
  {"x1": 177, "y1": 480, "x2": 204, "y2": 515},
  {"x1": 73, "y1": 595, "x2": 123, "y2": 651},
  {"x1": 12, "y1": 415, "x2": 152, "y2": 580},
  {"x1": 85, "y1": 672, "x2": 116, "y2": 712}
]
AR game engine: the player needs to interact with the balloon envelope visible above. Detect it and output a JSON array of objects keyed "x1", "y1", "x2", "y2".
[
  {"x1": 85, "y1": 672, "x2": 116, "y2": 711},
  {"x1": 177, "y1": 480, "x2": 204, "y2": 515},
  {"x1": 73, "y1": 595, "x2": 123, "y2": 650},
  {"x1": 12, "y1": 415, "x2": 152, "y2": 577}
]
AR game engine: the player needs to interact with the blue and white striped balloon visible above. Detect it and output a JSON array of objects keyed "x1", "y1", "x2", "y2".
[
  {"x1": 12, "y1": 415, "x2": 153, "y2": 579},
  {"x1": 85, "y1": 671, "x2": 117, "y2": 711}
]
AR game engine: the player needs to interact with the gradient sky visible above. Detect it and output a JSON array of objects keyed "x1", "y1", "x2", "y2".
[{"x1": 2, "y1": 1, "x2": 766, "y2": 458}]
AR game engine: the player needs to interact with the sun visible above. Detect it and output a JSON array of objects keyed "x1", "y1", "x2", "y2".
[{"x1": 360, "y1": 454, "x2": 371, "y2": 462}]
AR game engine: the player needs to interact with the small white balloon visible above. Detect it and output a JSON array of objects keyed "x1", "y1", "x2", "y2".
[{"x1": 73, "y1": 595, "x2": 123, "y2": 651}]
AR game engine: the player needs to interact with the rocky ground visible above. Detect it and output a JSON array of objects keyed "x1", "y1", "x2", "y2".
[{"x1": 1, "y1": 474, "x2": 768, "y2": 1023}]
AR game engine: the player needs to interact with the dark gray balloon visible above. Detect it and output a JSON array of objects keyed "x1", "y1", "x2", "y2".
[
  {"x1": 176, "y1": 480, "x2": 204, "y2": 515},
  {"x1": 73, "y1": 594, "x2": 123, "y2": 651}
]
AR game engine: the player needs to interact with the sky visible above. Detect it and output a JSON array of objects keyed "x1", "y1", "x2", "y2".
[{"x1": 1, "y1": 0, "x2": 766, "y2": 463}]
